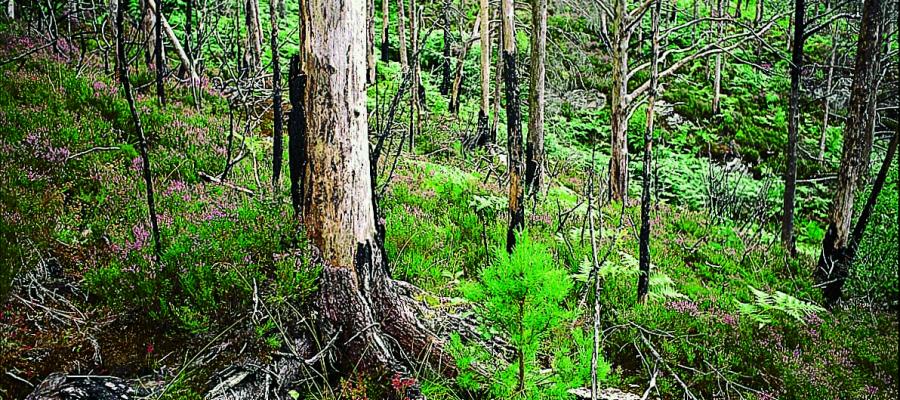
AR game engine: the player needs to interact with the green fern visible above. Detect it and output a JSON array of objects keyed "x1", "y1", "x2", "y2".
[{"x1": 736, "y1": 286, "x2": 825, "y2": 327}]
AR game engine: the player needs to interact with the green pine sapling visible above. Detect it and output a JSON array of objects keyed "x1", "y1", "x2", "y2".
[{"x1": 463, "y1": 233, "x2": 574, "y2": 397}]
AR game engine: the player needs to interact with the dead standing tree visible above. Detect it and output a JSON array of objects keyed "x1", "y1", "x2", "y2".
[
  {"x1": 591, "y1": 0, "x2": 781, "y2": 201},
  {"x1": 502, "y1": 0, "x2": 525, "y2": 253}
]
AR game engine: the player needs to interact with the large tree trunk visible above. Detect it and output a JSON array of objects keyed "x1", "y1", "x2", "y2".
[
  {"x1": 502, "y1": 0, "x2": 524, "y2": 253},
  {"x1": 473, "y1": 0, "x2": 491, "y2": 146},
  {"x1": 381, "y1": 0, "x2": 391, "y2": 62},
  {"x1": 271, "y1": 0, "x2": 284, "y2": 188},
  {"x1": 245, "y1": 0, "x2": 263, "y2": 71},
  {"x1": 525, "y1": 0, "x2": 547, "y2": 196},
  {"x1": 637, "y1": 0, "x2": 661, "y2": 303},
  {"x1": 287, "y1": 55, "x2": 306, "y2": 216},
  {"x1": 609, "y1": 0, "x2": 629, "y2": 202},
  {"x1": 782, "y1": 0, "x2": 806, "y2": 255},
  {"x1": 816, "y1": 0, "x2": 883, "y2": 307},
  {"x1": 298, "y1": 0, "x2": 449, "y2": 379}
]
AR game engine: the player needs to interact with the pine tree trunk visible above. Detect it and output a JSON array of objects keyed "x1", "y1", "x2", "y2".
[
  {"x1": 381, "y1": 0, "x2": 391, "y2": 62},
  {"x1": 298, "y1": 0, "x2": 452, "y2": 380},
  {"x1": 525, "y1": 0, "x2": 547, "y2": 196},
  {"x1": 609, "y1": 0, "x2": 629, "y2": 202},
  {"x1": 816, "y1": 0, "x2": 883, "y2": 307},
  {"x1": 440, "y1": 0, "x2": 453, "y2": 96},
  {"x1": 711, "y1": 0, "x2": 723, "y2": 114},
  {"x1": 474, "y1": 0, "x2": 491, "y2": 145},
  {"x1": 782, "y1": 0, "x2": 806, "y2": 254},
  {"x1": 367, "y1": 0, "x2": 376, "y2": 83},
  {"x1": 270, "y1": 0, "x2": 284, "y2": 188},
  {"x1": 154, "y1": 0, "x2": 166, "y2": 106},
  {"x1": 638, "y1": 0, "x2": 661, "y2": 303},
  {"x1": 397, "y1": 0, "x2": 409, "y2": 69},
  {"x1": 245, "y1": 0, "x2": 263, "y2": 71},
  {"x1": 287, "y1": 55, "x2": 306, "y2": 216},
  {"x1": 502, "y1": 0, "x2": 524, "y2": 253}
]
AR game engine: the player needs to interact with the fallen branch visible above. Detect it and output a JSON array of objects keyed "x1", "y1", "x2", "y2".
[{"x1": 198, "y1": 171, "x2": 255, "y2": 196}]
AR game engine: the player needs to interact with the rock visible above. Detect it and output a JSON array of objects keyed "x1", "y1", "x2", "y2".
[
  {"x1": 25, "y1": 373, "x2": 147, "y2": 400},
  {"x1": 568, "y1": 387, "x2": 641, "y2": 400}
]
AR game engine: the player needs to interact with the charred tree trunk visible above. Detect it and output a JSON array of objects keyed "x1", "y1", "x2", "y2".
[
  {"x1": 117, "y1": 0, "x2": 162, "y2": 259},
  {"x1": 287, "y1": 55, "x2": 307, "y2": 216},
  {"x1": 816, "y1": 0, "x2": 883, "y2": 307},
  {"x1": 270, "y1": 0, "x2": 284, "y2": 189},
  {"x1": 491, "y1": 9, "x2": 502, "y2": 143},
  {"x1": 609, "y1": 0, "x2": 629, "y2": 202},
  {"x1": 298, "y1": 0, "x2": 451, "y2": 381},
  {"x1": 637, "y1": 0, "x2": 661, "y2": 303},
  {"x1": 473, "y1": 0, "x2": 491, "y2": 146},
  {"x1": 782, "y1": 0, "x2": 806, "y2": 255},
  {"x1": 245, "y1": 0, "x2": 263, "y2": 71},
  {"x1": 397, "y1": 0, "x2": 409, "y2": 70},
  {"x1": 381, "y1": 0, "x2": 391, "y2": 62},
  {"x1": 440, "y1": 0, "x2": 453, "y2": 95},
  {"x1": 525, "y1": 0, "x2": 547, "y2": 196},
  {"x1": 502, "y1": 0, "x2": 524, "y2": 253},
  {"x1": 154, "y1": 0, "x2": 165, "y2": 107}
]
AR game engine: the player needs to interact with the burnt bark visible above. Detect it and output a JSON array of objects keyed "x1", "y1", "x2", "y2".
[
  {"x1": 298, "y1": 0, "x2": 454, "y2": 381},
  {"x1": 154, "y1": 0, "x2": 165, "y2": 107},
  {"x1": 244, "y1": 0, "x2": 263, "y2": 71},
  {"x1": 440, "y1": 0, "x2": 452, "y2": 96},
  {"x1": 473, "y1": 0, "x2": 491, "y2": 146},
  {"x1": 287, "y1": 55, "x2": 307, "y2": 216},
  {"x1": 271, "y1": 0, "x2": 284, "y2": 188},
  {"x1": 816, "y1": 0, "x2": 883, "y2": 307},
  {"x1": 782, "y1": 0, "x2": 806, "y2": 255},
  {"x1": 381, "y1": 0, "x2": 390, "y2": 62},
  {"x1": 638, "y1": 0, "x2": 661, "y2": 303},
  {"x1": 525, "y1": 0, "x2": 547, "y2": 196},
  {"x1": 502, "y1": 0, "x2": 524, "y2": 253}
]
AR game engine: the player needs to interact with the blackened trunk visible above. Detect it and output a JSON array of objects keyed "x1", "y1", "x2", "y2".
[
  {"x1": 782, "y1": 0, "x2": 805, "y2": 255},
  {"x1": 525, "y1": 0, "x2": 547, "y2": 196},
  {"x1": 638, "y1": 0, "x2": 661, "y2": 303},
  {"x1": 816, "y1": 0, "x2": 883, "y2": 307},
  {"x1": 381, "y1": 0, "x2": 390, "y2": 62},
  {"x1": 287, "y1": 55, "x2": 307, "y2": 216},
  {"x1": 154, "y1": 0, "x2": 165, "y2": 107},
  {"x1": 502, "y1": 0, "x2": 523, "y2": 253},
  {"x1": 440, "y1": 0, "x2": 452, "y2": 95},
  {"x1": 271, "y1": 0, "x2": 284, "y2": 188},
  {"x1": 117, "y1": 0, "x2": 162, "y2": 259}
]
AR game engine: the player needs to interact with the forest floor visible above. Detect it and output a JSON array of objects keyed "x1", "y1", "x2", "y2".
[{"x1": 1, "y1": 25, "x2": 898, "y2": 400}]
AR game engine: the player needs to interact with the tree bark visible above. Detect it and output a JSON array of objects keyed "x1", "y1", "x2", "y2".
[
  {"x1": 440, "y1": 0, "x2": 453, "y2": 95},
  {"x1": 145, "y1": 0, "x2": 198, "y2": 82},
  {"x1": 449, "y1": 13, "x2": 481, "y2": 115},
  {"x1": 154, "y1": 0, "x2": 165, "y2": 107},
  {"x1": 245, "y1": 0, "x2": 263, "y2": 71},
  {"x1": 367, "y1": 0, "x2": 376, "y2": 83},
  {"x1": 296, "y1": 0, "x2": 453, "y2": 383},
  {"x1": 410, "y1": 0, "x2": 422, "y2": 151},
  {"x1": 474, "y1": 0, "x2": 491, "y2": 145},
  {"x1": 638, "y1": 0, "x2": 661, "y2": 303},
  {"x1": 502, "y1": 0, "x2": 524, "y2": 253},
  {"x1": 6, "y1": 0, "x2": 12, "y2": 19},
  {"x1": 525, "y1": 0, "x2": 547, "y2": 196},
  {"x1": 397, "y1": 0, "x2": 409, "y2": 70},
  {"x1": 711, "y1": 0, "x2": 723, "y2": 114},
  {"x1": 271, "y1": 0, "x2": 284, "y2": 189},
  {"x1": 381, "y1": 0, "x2": 391, "y2": 62},
  {"x1": 782, "y1": 0, "x2": 806, "y2": 255},
  {"x1": 818, "y1": 13, "x2": 838, "y2": 164},
  {"x1": 609, "y1": 0, "x2": 630, "y2": 202},
  {"x1": 816, "y1": 0, "x2": 883, "y2": 307}
]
